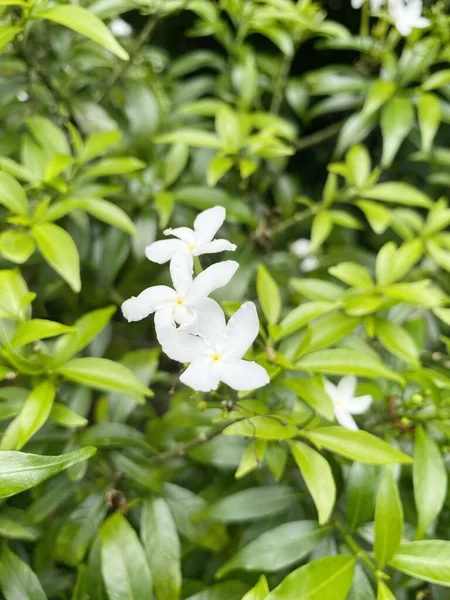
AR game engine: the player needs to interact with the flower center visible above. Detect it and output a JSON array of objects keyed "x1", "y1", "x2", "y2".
[
  {"x1": 174, "y1": 297, "x2": 184, "y2": 306},
  {"x1": 211, "y1": 352, "x2": 222, "y2": 362},
  {"x1": 188, "y1": 242, "x2": 196, "y2": 250}
]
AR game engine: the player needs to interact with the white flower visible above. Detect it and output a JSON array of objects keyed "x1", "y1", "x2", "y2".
[
  {"x1": 158, "y1": 301, "x2": 270, "y2": 392},
  {"x1": 145, "y1": 206, "x2": 236, "y2": 264},
  {"x1": 121, "y1": 252, "x2": 238, "y2": 335},
  {"x1": 109, "y1": 18, "x2": 133, "y2": 37},
  {"x1": 324, "y1": 376, "x2": 372, "y2": 430},
  {"x1": 290, "y1": 238, "x2": 312, "y2": 258},
  {"x1": 300, "y1": 256, "x2": 319, "y2": 272},
  {"x1": 351, "y1": 0, "x2": 385, "y2": 11},
  {"x1": 388, "y1": 0, "x2": 430, "y2": 36}
]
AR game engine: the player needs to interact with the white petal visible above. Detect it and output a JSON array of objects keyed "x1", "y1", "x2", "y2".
[
  {"x1": 174, "y1": 305, "x2": 197, "y2": 328},
  {"x1": 163, "y1": 227, "x2": 196, "y2": 244},
  {"x1": 324, "y1": 379, "x2": 338, "y2": 403},
  {"x1": 370, "y1": 0, "x2": 384, "y2": 9},
  {"x1": 192, "y1": 298, "x2": 226, "y2": 340},
  {"x1": 217, "y1": 359, "x2": 270, "y2": 391},
  {"x1": 345, "y1": 394, "x2": 373, "y2": 415},
  {"x1": 194, "y1": 206, "x2": 226, "y2": 243},
  {"x1": 352, "y1": 0, "x2": 365, "y2": 6},
  {"x1": 121, "y1": 286, "x2": 175, "y2": 322},
  {"x1": 154, "y1": 307, "x2": 175, "y2": 338},
  {"x1": 158, "y1": 327, "x2": 207, "y2": 363},
  {"x1": 145, "y1": 239, "x2": 188, "y2": 264},
  {"x1": 169, "y1": 252, "x2": 193, "y2": 296},
  {"x1": 223, "y1": 301, "x2": 260, "y2": 360},
  {"x1": 334, "y1": 407, "x2": 359, "y2": 431},
  {"x1": 414, "y1": 16, "x2": 430, "y2": 28},
  {"x1": 290, "y1": 238, "x2": 311, "y2": 258},
  {"x1": 193, "y1": 239, "x2": 237, "y2": 256},
  {"x1": 180, "y1": 358, "x2": 220, "y2": 392},
  {"x1": 337, "y1": 376, "x2": 357, "y2": 403},
  {"x1": 187, "y1": 260, "x2": 238, "y2": 305},
  {"x1": 300, "y1": 256, "x2": 319, "y2": 272}
]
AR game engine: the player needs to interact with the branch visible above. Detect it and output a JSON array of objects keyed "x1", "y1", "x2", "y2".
[{"x1": 295, "y1": 119, "x2": 346, "y2": 152}]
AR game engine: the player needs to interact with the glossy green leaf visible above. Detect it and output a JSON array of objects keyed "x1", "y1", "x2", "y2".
[
  {"x1": 418, "y1": 93, "x2": 440, "y2": 153},
  {"x1": 223, "y1": 416, "x2": 298, "y2": 440},
  {"x1": 362, "y1": 80, "x2": 396, "y2": 117},
  {"x1": 70, "y1": 198, "x2": 137, "y2": 236},
  {"x1": 83, "y1": 157, "x2": 145, "y2": 178},
  {"x1": 38, "y1": 5, "x2": 129, "y2": 60},
  {"x1": 304, "y1": 427, "x2": 412, "y2": 464},
  {"x1": 274, "y1": 301, "x2": 335, "y2": 340},
  {"x1": 374, "y1": 318, "x2": 419, "y2": 366},
  {"x1": 0, "y1": 172, "x2": 29, "y2": 215},
  {"x1": 56, "y1": 357, "x2": 153, "y2": 397},
  {"x1": 265, "y1": 555, "x2": 355, "y2": 600},
  {"x1": 414, "y1": 426, "x2": 447, "y2": 538},
  {"x1": 0, "y1": 546, "x2": 47, "y2": 600},
  {"x1": 0, "y1": 230, "x2": 35, "y2": 264},
  {"x1": 284, "y1": 377, "x2": 334, "y2": 420},
  {"x1": 257, "y1": 264, "x2": 281, "y2": 326},
  {"x1": 100, "y1": 512, "x2": 153, "y2": 600},
  {"x1": 141, "y1": 497, "x2": 181, "y2": 600},
  {"x1": 376, "y1": 582, "x2": 395, "y2": 600},
  {"x1": 241, "y1": 576, "x2": 269, "y2": 600},
  {"x1": 362, "y1": 183, "x2": 432, "y2": 208},
  {"x1": 346, "y1": 463, "x2": 378, "y2": 531},
  {"x1": 0, "y1": 447, "x2": 96, "y2": 498},
  {"x1": 380, "y1": 97, "x2": 414, "y2": 168},
  {"x1": 201, "y1": 486, "x2": 299, "y2": 523},
  {"x1": 374, "y1": 467, "x2": 404, "y2": 567},
  {"x1": 82, "y1": 130, "x2": 122, "y2": 162},
  {"x1": 290, "y1": 441, "x2": 335, "y2": 524},
  {"x1": 26, "y1": 116, "x2": 71, "y2": 156},
  {"x1": 310, "y1": 211, "x2": 333, "y2": 252},
  {"x1": 32, "y1": 222, "x2": 81, "y2": 292},
  {"x1": 389, "y1": 541, "x2": 450, "y2": 586},
  {"x1": 346, "y1": 144, "x2": 371, "y2": 188},
  {"x1": 328, "y1": 262, "x2": 373, "y2": 289},
  {"x1": 1, "y1": 380, "x2": 55, "y2": 450},
  {"x1": 217, "y1": 520, "x2": 328, "y2": 577},
  {"x1": 50, "y1": 403, "x2": 88, "y2": 428},
  {"x1": 12, "y1": 319, "x2": 75, "y2": 348}
]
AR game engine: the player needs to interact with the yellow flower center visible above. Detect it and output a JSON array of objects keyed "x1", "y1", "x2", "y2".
[
  {"x1": 211, "y1": 352, "x2": 222, "y2": 362},
  {"x1": 175, "y1": 297, "x2": 184, "y2": 306}
]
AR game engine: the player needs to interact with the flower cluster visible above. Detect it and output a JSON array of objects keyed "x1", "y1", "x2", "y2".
[
  {"x1": 352, "y1": 0, "x2": 430, "y2": 36},
  {"x1": 122, "y1": 206, "x2": 270, "y2": 393}
]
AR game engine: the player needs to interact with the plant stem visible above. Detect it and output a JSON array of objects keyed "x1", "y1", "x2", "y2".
[
  {"x1": 360, "y1": 1, "x2": 370, "y2": 37},
  {"x1": 268, "y1": 207, "x2": 313, "y2": 237},
  {"x1": 147, "y1": 421, "x2": 230, "y2": 464},
  {"x1": 270, "y1": 53, "x2": 294, "y2": 114},
  {"x1": 334, "y1": 519, "x2": 380, "y2": 575},
  {"x1": 295, "y1": 119, "x2": 346, "y2": 152}
]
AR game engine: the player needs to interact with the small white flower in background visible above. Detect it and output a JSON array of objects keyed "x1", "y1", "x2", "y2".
[
  {"x1": 158, "y1": 302, "x2": 270, "y2": 392},
  {"x1": 121, "y1": 251, "x2": 238, "y2": 334},
  {"x1": 351, "y1": 0, "x2": 385, "y2": 11},
  {"x1": 300, "y1": 256, "x2": 319, "y2": 272},
  {"x1": 388, "y1": 0, "x2": 430, "y2": 36},
  {"x1": 109, "y1": 18, "x2": 133, "y2": 37},
  {"x1": 290, "y1": 238, "x2": 311, "y2": 258},
  {"x1": 145, "y1": 206, "x2": 236, "y2": 264},
  {"x1": 324, "y1": 375, "x2": 372, "y2": 431},
  {"x1": 17, "y1": 90, "x2": 29, "y2": 102}
]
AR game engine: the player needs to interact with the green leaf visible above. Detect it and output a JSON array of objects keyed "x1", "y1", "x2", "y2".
[
  {"x1": 335, "y1": 112, "x2": 376, "y2": 157},
  {"x1": 12, "y1": 319, "x2": 74, "y2": 348},
  {"x1": 374, "y1": 467, "x2": 404, "y2": 567},
  {"x1": 297, "y1": 313, "x2": 360, "y2": 357},
  {"x1": 290, "y1": 278, "x2": 345, "y2": 302},
  {"x1": 423, "y1": 69, "x2": 450, "y2": 91},
  {"x1": 207, "y1": 155, "x2": 234, "y2": 187},
  {"x1": 241, "y1": 576, "x2": 269, "y2": 600},
  {"x1": 56, "y1": 493, "x2": 107, "y2": 566},
  {"x1": 380, "y1": 97, "x2": 414, "y2": 168},
  {"x1": 413, "y1": 426, "x2": 447, "y2": 538},
  {"x1": 155, "y1": 129, "x2": 222, "y2": 148},
  {"x1": 223, "y1": 416, "x2": 298, "y2": 440},
  {"x1": 164, "y1": 483, "x2": 228, "y2": 552},
  {"x1": 215, "y1": 106, "x2": 242, "y2": 152},
  {"x1": 356, "y1": 200, "x2": 391, "y2": 235},
  {"x1": 0, "y1": 26, "x2": 23, "y2": 53},
  {"x1": 32, "y1": 222, "x2": 81, "y2": 292},
  {"x1": 173, "y1": 186, "x2": 257, "y2": 225},
  {"x1": 290, "y1": 441, "x2": 336, "y2": 525},
  {"x1": 362, "y1": 183, "x2": 432, "y2": 208},
  {"x1": 374, "y1": 318, "x2": 419, "y2": 366},
  {"x1": 346, "y1": 145, "x2": 371, "y2": 188},
  {"x1": 26, "y1": 116, "x2": 71, "y2": 156},
  {"x1": 328, "y1": 262, "x2": 373, "y2": 289},
  {"x1": 201, "y1": 486, "x2": 299, "y2": 523},
  {"x1": 217, "y1": 521, "x2": 328, "y2": 577},
  {"x1": 0, "y1": 546, "x2": 47, "y2": 600},
  {"x1": 163, "y1": 143, "x2": 189, "y2": 187},
  {"x1": 346, "y1": 463, "x2": 378, "y2": 531},
  {"x1": 284, "y1": 377, "x2": 334, "y2": 421},
  {"x1": 418, "y1": 93, "x2": 440, "y2": 153},
  {"x1": 100, "y1": 512, "x2": 153, "y2": 600},
  {"x1": 348, "y1": 565, "x2": 376, "y2": 600},
  {"x1": 265, "y1": 555, "x2": 355, "y2": 600},
  {"x1": 1, "y1": 380, "x2": 55, "y2": 450},
  {"x1": 56, "y1": 357, "x2": 153, "y2": 398},
  {"x1": 185, "y1": 581, "x2": 248, "y2": 600},
  {"x1": 53, "y1": 305, "x2": 116, "y2": 363},
  {"x1": 257, "y1": 264, "x2": 281, "y2": 326},
  {"x1": 362, "y1": 80, "x2": 396, "y2": 117},
  {"x1": 0, "y1": 230, "x2": 35, "y2": 264},
  {"x1": 155, "y1": 191, "x2": 174, "y2": 229},
  {"x1": 389, "y1": 541, "x2": 450, "y2": 586},
  {"x1": 83, "y1": 157, "x2": 145, "y2": 178},
  {"x1": 72, "y1": 198, "x2": 137, "y2": 236},
  {"x1": 274, "y1": 301, "x2": 335, "y2": 340},
  {"x1": 310, "y1": 211, "x2": 333, "y2": 252},
  {"x1": 38, "y1": 5, "x2": 129, "y2": 60},
  {"x1": 0, "y1": 516, "x2": 36, "y2": 541},
  {"x1": 0, "y1": 447, "x2": 96, "y2": 499},
  {"x1": 0, "y1": 172, "x2": 29, "y2": 215},
  {"x1": 50, "y1": 403, "x2": 88, "y2": 428},
  {"x1": 304, "y1": 427, "x2": 412, "y2": 464},
  {"x1": 82, "y1": 130, "x2": 122, "y2": 162},
  {"x1": 295, "y1": 349, "x2": 403, "y2": 383},
  {"x1": 377, "y1": 582, "x2": 395, "y2": 600},
  {"x1": 141, "y1": 497, "x2": 181, "y2": 600}
]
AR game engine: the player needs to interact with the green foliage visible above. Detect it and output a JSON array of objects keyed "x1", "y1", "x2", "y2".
[{"x1": 0, "y1": 0, "x2": 449, "y2": 598}]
